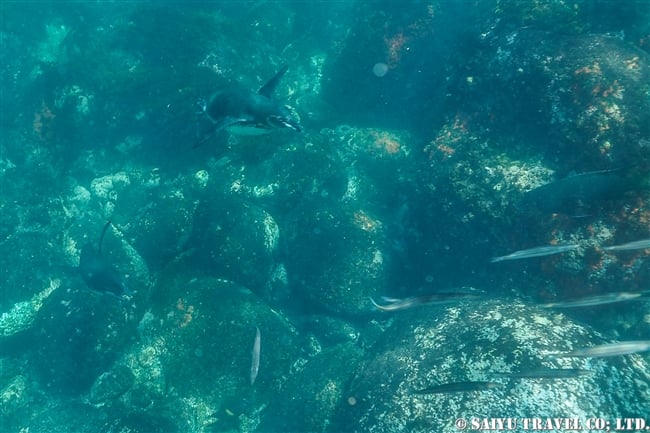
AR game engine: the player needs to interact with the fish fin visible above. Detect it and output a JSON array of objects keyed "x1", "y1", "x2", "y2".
[
  {"x1": 97, "y1": 220, "x2": 112, "y2": 254},
  {"x1": 192, "y1": 131, "x2": 218, "y2": 149},
  {"x1": 258, "y1": 65, "x2": 288, "y2": 98},
  {"x1": 193, "y1": 117, "x2": 235, "y2": 149}
]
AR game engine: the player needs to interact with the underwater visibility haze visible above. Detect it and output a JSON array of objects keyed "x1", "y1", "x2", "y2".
[{"x1": 1, "y1": 1, "x2": 649, "y2": 432}]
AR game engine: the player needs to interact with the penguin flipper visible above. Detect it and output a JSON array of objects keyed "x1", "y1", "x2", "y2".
[{"x1": 258, "y1": 65, "x2": 288, "y2": 98}]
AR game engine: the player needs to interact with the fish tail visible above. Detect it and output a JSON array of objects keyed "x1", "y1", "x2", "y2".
[{"x1": 369, "y1": 297, "x2": 388, "y2": 311}]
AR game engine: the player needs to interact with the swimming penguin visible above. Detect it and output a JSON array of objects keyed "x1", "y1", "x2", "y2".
[
  {"x1": 195, "y1": 65, "x2": 301, "y2": 146},
  {"x1": 78, "y1": 221, "x2": 131, "y2": 299}
]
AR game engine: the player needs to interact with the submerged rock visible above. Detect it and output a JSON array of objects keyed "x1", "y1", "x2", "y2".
[
  {"x1": 184, "y1": 194, "x2": 280, "y2": 294},
  {"x1": 260, "y1": 342, "x2": 364, "y2": 433},
  {"x1": 134, "y1": 271, "x2": 305, "y2": 430},
  {"x1": 332, "y1": 300, "x2": 650, "y2": 432},
  {"x1": 26, "y1": 401, "x2": 107, "y2": 433},
  {"x1": 0, "y1": 231, "x2": 61, "y2": 311},
  {"x1": 30, "y1": 287, "x2": 137, "y2": 396},
  {"x1": 100, "y1": 411, "x2": 179, "y2": 433},
  {"x1": 284, "y1": 203, "x2": 391, "y2": 316},
  {"x1": 1, "y1": 374, "x2": 30, "y2": 429},
  {"x1": 89, "y1": 364, "x2": 135, "y2": 405},
  {"x1": 0, "y1": 278, "x2": 60, "y2": 339}
]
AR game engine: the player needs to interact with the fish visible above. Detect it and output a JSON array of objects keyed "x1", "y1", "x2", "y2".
[
  {"x1": 541, "y1": 291, "x2": 647, "y2": 308},
  {"x1": 602, "y1": 238, "x2": 650, "y2": 252},
  {"x1": 548, "y1": 340, "x2": 650, "y2": 359},
  {"x1": 250, "y1": 326, "x2": 261, "y2": 385},
  {"x1": 370, "y1": 291, "x2": 481, "y2": 312},
  {"x1": 491, "y1": 244, "x2": 579, "y2": 263},
  {"x1": 492, "y1": 368, "x2": 592, "y2": 380},
  {"x1": 195, "y1": 65, "x2": 301, "y2": 146},
  {"x1": 78, "y1": 221, "x2": 131, "y2": 299},
  {"x1": 520, "y1": 169, "x2": 634, "y2": 215},
  {"x1": 412, "y1": 381, "x2": 502, "y2": 394}
]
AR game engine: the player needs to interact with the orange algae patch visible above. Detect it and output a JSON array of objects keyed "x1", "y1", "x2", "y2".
[
  {"x1": 370, "y1": 131, "x2": 402, "y2": 155},
  {"x1": 353, "y1": 210, "x2": 381, "y2": 232},
  {"x1": 175, "y1": 298, "x2": 195, "y2": 328},
  {"x1": 33, "y1": 100, "x2": 56, "y2": 141}
]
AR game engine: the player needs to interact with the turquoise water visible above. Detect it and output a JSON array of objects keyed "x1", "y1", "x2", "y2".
[{"x1": 1, "y1": 2, "x2": 649, "y2": 432}]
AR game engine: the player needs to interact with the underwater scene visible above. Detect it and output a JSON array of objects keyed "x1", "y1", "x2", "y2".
[{"x1": 1, "y1": 1, "x2": 650, "y2": 432}]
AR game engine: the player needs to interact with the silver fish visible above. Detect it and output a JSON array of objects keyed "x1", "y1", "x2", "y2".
[
  {"x1": 413, "y1": 381, "x2": 502, "y2": 394},
  {"x1": 370, "y1": 292, "x2": 481, "y2": 312},
  {"x1": 491, "y1": 244, "x2": 579, "y2": 263},
  {"x1": 250, "y1": 327, "x2": 261, "y2": 385},
  {"x1": 602, "y1": 239, "x2": 650, "y2": 252},
  {"x1": 541, "y1": 292, "x2": 646, "y2": 308},
  {"x1": 493, "y1": 368, "x2": 592, "y2": 380},
  {"x1": 549, "y1": 340, "x2": 650, "y2": 359}
]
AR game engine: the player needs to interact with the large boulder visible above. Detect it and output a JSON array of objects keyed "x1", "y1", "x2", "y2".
[
  {"x1": 283, "y1": 202, "x2": 390, "y2": 316},
  {"x1": 30, "y1": 287, "x2": 138, "y2": 396},
  {"x1": 332, "y1": 300, "x2": 650, "y2": 432}
]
